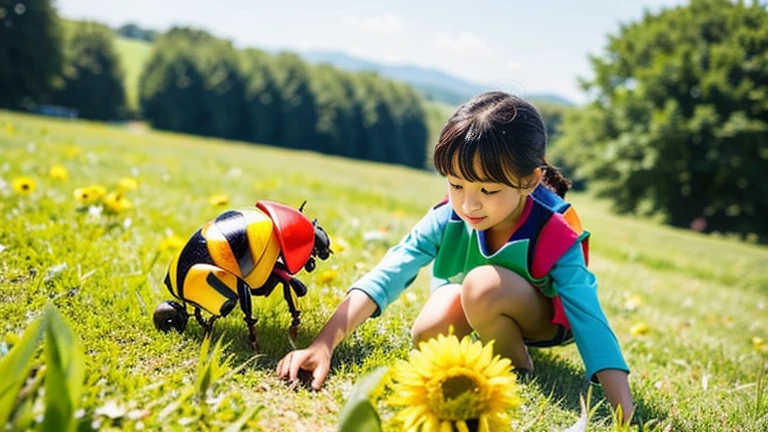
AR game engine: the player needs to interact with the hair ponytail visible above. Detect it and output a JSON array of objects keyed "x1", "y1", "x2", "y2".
[{"x1": 542, "y1": 162, "x2": 571, "y2": 198}]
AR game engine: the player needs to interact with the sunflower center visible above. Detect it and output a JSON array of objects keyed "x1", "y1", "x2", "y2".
[
  {"x1": 423, "y1": 369, "x2": 490, "y2": 421},
  {"x1": 442, "y1": 375, "x2": 477, "y2": 400}
]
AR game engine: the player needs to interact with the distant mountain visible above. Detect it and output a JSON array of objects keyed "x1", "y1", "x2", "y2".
[{"x1": 300, "y1": 50, "x2": 574, "y2": 107}]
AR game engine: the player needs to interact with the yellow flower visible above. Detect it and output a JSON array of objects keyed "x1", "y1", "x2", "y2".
[
  {"x1": 49, "y1": 164, "x2": 68, "y2": 180},
  {"x1": 753, "y1": 337, "x2": 765, "y2": 352},
  {"x1": 630, "y1": 322, "x2": 650, "y2": 336},
  {"x1": 12, "y1": 177, "x2": 36, "y2": 195},
  {"x1": 73, "y1": 184, "x2": 107, "y2": 206},
  {"x1": 386, "y1": 333, "x2": 522, "y2": 432},
  {"x1": 316, "y1": 269, "x2": 338, "y2": 285},
  {"x1": 65, "y1": 146, "x2": 81, "y2": 159},
  {"x1": 209, "y1": 194, "x2": 229, "y2": 206},
  {"x1": 160, "y1": 234, "x2": 186, "y2": 252},
  {"x1": 330, "y1": 236, "x2": 349, "y2": 253},
  {"x1": 118, "y1": 177, "x2": 139, "y2": 191},
  {"x1": 104, "y1": 191, "x2": 132, "y2": 213},
  {"x1": 4, "y1": 122, "x2": 14, "y2": 134}
]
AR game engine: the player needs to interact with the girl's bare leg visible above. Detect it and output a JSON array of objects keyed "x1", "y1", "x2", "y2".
[
  {"x1": 411, "y1": 284, "x2": 473, "y2": 344},
  {"x1": 460, "y1": 265, "x2": 557, "y2": 371}
]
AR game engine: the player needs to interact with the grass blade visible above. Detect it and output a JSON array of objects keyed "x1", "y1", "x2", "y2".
[
  {"x1": 41, "y1": 305, "x2": 85, "y2": 432},
  {"x1": 338, "y1": 366, "x2": 388, "y2": 432},
  {"x1": 0, "y1": 312, "x2": 45, "y2": 425}
]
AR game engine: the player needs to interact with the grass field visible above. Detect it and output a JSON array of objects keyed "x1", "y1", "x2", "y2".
[{"x1": 1, "y1": 110, "x2": 767, "y2": 431}]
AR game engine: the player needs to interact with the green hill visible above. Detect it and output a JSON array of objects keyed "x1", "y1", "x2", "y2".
[{"x1": 114, "y1": 36, "x2": 153, "y2": 112}]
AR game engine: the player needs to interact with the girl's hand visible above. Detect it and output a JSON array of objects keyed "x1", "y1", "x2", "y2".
[{"x1": 276, "y1": 343, "x2": 332, "y2": 390}]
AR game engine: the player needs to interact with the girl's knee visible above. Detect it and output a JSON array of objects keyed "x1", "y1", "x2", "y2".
[
  {"x1": 460, "y1": 266, "x2": 532, "y2": 318},
  {"x1": 410, "y1": 285, "x2": 468, "y2": 344}
]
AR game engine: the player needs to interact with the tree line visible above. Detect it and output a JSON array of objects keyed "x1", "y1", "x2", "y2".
[
  {"x1": 138, "y1": 28, "x2": 429, "y2": 168},
  {"x1": 0, "y1": 2, "x2": 429, "y2": 169}
]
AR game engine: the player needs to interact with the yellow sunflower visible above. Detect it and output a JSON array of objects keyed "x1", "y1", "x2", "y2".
[
  {"x1": 160, "y1": 234, "x2": 185, "y2": 252},
  {"x1": 386, "y1": 333, "x2": 522, "y2": 432},
  {"x1": 104, "y1": 191, "x2": 133, "y2": 213},
  {"x1": 209, "y1": 194, "x2": 229, "y2": 206},
  {"x1": 12, "y1": 177, "x2": 36, "y2": 195},
  {"x1": 118, "y1": 177, "x2": 139, "y2": 191},
  {"x1": 73, "y1": 184, "x2": 107, "y2": 206},
  {"x1": 49, "y1": 164, "x2": 68, "y2": 180}
]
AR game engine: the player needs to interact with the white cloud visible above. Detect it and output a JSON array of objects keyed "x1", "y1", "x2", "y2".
[
  {"x1": 341, "y1": 12, "x2": 406, "y2": 34},
  {"x1": 507, "y1": 60, "x2": 522, "y2": 71},
  {"x1": 432, "y1": 31, "x2": 493, "y2": 57}
]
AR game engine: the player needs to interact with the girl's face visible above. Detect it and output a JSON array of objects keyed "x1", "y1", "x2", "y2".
[{"x1": 446, "y1": 160, "x2": 540, "y2": 234}]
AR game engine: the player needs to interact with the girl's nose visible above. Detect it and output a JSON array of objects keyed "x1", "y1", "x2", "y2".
[{"x1": 462, "y1": 194, "x2": 481, "y2": 213}]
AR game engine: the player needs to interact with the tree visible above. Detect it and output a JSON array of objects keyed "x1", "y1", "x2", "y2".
[
  {"x1": 558, "y1": 0, "x2": 768, "y2": 240},
  {"x1": 310, "y1": 65, "x2": 359, "y2": 156},
  {"x1": 139, "y1": 36, "x2": 207, "y2": 134},
  {"x1": 239, "y1": 48, "x2": 282, "y2": 145},
  {"x1": 352, "y1": 72, "x2": 398, "y2": 164},
  {"x1": 0, "y1": 0, "x2": 63, "y2": 109},
  {"x1": 49, "y1": 20, "x2": 128, "y2": 120},
  {"x1": 272, "y1": 52, "x2": 318, "y2": 149},
  {"x1": 139, "y1": 27, "x2": 245, "y2": 139}
]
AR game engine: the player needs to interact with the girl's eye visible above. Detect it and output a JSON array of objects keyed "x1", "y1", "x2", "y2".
[
  {"x1": 481, "y1": 188, "x2": 499, "y2": 195},
  {"x1": 450, "y1": 183, "x2": 463, "y2": 190}
]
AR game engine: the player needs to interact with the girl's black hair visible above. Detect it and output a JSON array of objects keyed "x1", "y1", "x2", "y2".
[{"x1": 433, "y1": 91, "x2": 571, "y2": 198}]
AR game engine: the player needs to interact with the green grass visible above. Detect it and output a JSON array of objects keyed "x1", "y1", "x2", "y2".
[
  {"x1": 114, "y1": 37, "x2": 153, "y2": 112},
  {"x1": 1, "y1": 110, "x2": 767, "y2": 431}
]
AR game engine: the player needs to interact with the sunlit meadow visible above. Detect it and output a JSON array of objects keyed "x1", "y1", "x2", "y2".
[{"x1": 1, "y1": 110, "x2": 767, "y2": 431}]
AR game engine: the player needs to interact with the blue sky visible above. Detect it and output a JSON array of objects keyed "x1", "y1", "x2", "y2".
[{"x1": 57, "y1": 0, "x2": 686, "y2": 103}]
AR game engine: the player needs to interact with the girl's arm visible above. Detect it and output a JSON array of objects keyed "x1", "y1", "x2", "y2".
[
  {"x1": 276, "y1": 289, "x2": 377, "y2": 389},
  {"x1": 596, "y1": 369, "x2": 634, "y2": 423},
  {"x1": 277, "y1": 204, "x2": 448, "y2": 389}
]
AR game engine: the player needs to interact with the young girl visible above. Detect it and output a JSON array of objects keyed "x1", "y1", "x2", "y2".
[{"x1": 276, "y1": 91, "x2": 633, "y2": 418}]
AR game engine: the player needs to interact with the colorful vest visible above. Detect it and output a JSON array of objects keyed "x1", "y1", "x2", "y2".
[{"x1": 432, "y1": 186, "x2": 589, "y2": 329}]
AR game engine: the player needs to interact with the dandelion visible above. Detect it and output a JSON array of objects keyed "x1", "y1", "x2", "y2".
[
  {"x1": 630, "y1": 322, "x2": 650, "y2": 336},
  {"x1": 4, "y1": 122, "x2": 14, "y2": 134},
  {"x1": 11, "y1": 177, "x2": 36, "y2": 195},
  {"x1": 330, "y1": 236, "x2": 349, "y2": 253},
  {"x1": 74, "y1": 184, "x2": 107, "y2": 206},
  {"x1": 65, "y1": 146, "x2": 81, "y2": 159},
  {"x1": 387, "y1": 333, "x2": 522, "y2": 432},
  {"x1": 118, "y1": 177, "x2": 139, "y2": 191},
  {"x1": 753, "y1": 337, "x2": 765, "y2": 352},
  {"x1": 49, "y1": 164, "x2": 68, "y2": 180},
  {"x1": 316, "y1": 269, "x2": 338, "y2": 285},
  {"x1": 209, "y1": 194, "x2": 229, "y2": 206},
  {"x1": 104, "y1": 191, "x2": 132, "y2": 213},
  {"x1": 160, "y1": 234, "x2": 185, "y2": 252}
]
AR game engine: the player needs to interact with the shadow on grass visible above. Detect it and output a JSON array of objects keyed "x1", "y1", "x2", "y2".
[{"x1": 529, "y1": 349, "x2": 671, "y2": 428}]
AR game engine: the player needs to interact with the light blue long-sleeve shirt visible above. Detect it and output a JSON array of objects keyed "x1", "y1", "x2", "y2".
[{"x1": 350, "y1": 202, "x2": 629, "y2": 381}]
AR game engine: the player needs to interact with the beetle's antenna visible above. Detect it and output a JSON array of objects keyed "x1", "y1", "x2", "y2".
[{"x1": 299, "y1": 201, "x2": 307, "y2": 212}]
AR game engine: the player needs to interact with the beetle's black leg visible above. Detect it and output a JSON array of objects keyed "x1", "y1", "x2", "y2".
[
  {"x1": 252, "y1": 271, "x2": 280, "y2": 297},
  {"x1": 282, "y1": 280, "x2": 301, "y2": 340},
  {"x1": 194, "y1": 308, "x2": 218, "y2": 335},
  {"x1": 194, "y1": 307, "x2": 207, "y2": 329},
  {"x1": 238, "y1": 281, "x2": 259, "y2": 351}
]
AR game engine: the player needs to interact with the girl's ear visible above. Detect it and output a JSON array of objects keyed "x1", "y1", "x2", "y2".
[{"x1": 522, "y1": 168, "x2": 543, "y2": 196}]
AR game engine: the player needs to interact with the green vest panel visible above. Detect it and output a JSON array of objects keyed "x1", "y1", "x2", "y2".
[{"x1": 432, "y1": 220, "x2": 556, "y2": 297}]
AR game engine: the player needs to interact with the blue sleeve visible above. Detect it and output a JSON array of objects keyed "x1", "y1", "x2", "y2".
[
  {"x1": 551, "y1": 242, "x2": 629, "y2": 382},
  {"x1": 349, "y1": 204, "x2": 450, "y2": 317}
]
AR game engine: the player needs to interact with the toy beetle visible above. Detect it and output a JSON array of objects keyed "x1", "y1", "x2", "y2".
[{"x1": 153, "y1": 200, "x2": 332, "y2": 350}]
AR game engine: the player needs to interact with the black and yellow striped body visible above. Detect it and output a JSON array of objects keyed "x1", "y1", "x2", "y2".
[{"x1": 164, "y1": 208, "x2": 281, "y2": 317}]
